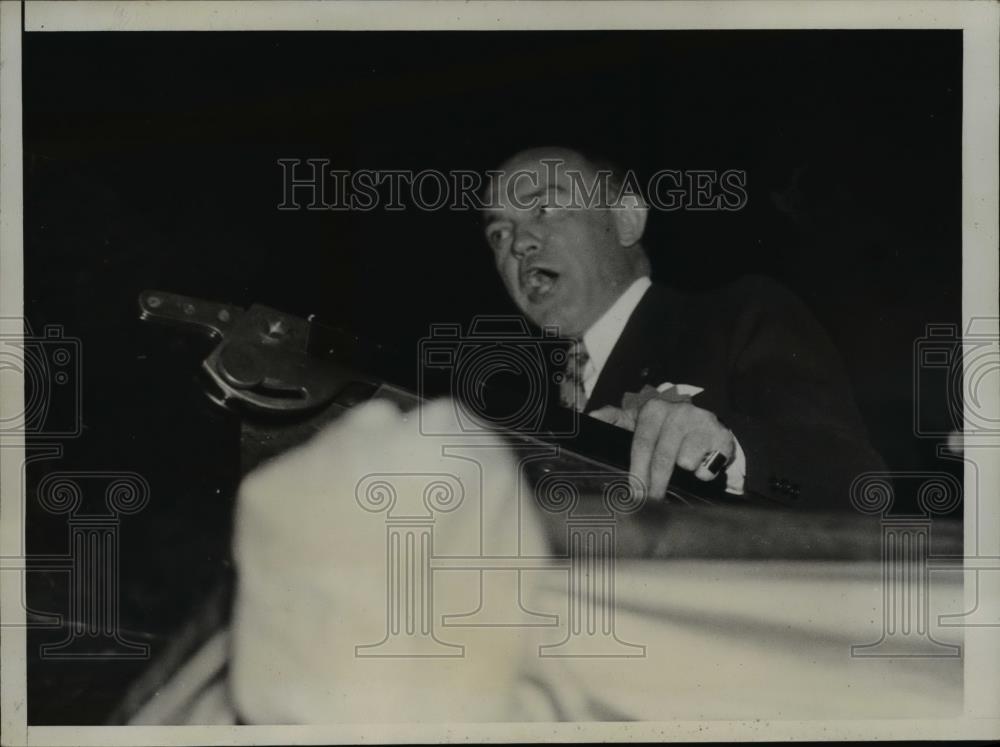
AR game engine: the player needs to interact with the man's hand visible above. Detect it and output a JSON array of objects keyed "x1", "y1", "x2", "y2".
[{"x1": 590, "y1": 400, "x2": 735, "y2": 499}]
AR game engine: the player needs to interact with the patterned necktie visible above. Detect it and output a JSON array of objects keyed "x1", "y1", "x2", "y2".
[{"x1": 559, "y1": 340, "x2": 590, "y2": 412}]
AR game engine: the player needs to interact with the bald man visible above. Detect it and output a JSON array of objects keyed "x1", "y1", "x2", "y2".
[{"x1": 481, "y1": 147, "x2": 885, "y2": 509}]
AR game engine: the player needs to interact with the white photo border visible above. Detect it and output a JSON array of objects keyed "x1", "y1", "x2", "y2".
[{"x1": 2, "y1": 1, "x2": 998, "y2": 744}]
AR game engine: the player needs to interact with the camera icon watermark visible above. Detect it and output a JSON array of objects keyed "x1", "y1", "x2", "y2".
[
  {"x1": 914, "y1": 317, "x2": 999, "y2": 440},
  {"x1": 0, "y1": 319, "x2": 82, "y2": 439},
  {"x1": 417, "y1": 316, "x2": 577, "y2": 437}
]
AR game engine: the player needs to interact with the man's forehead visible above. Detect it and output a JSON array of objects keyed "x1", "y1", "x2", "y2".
[
  {"x1": 483, "y1": 148, "x2": 599, "y2": 211},
  {"x1": 499, "y1": 147, "x2": 592, "y2": 176}
]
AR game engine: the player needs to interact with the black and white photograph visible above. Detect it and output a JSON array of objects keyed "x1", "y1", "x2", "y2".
[{"x1": 1, "y1": 1, "x2": 998, "y2": 743}]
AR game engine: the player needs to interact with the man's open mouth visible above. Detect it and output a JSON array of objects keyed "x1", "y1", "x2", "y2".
[{"x1": 521, "y1": 266, "x2": 559, "y2": 302}]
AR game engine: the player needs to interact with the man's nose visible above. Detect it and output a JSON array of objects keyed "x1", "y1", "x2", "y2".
[{"x1": 511, "y1": 229, "x2": 541, "y2": 259}]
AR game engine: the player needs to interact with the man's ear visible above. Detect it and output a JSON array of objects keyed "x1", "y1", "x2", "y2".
[{"x1": 612, "y1": 194, "x2": 649, "y2": 247}]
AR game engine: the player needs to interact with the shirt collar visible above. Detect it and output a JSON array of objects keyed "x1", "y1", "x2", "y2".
[{"x1": 581, "y1": 276, "x2": 652, "y2": 379}]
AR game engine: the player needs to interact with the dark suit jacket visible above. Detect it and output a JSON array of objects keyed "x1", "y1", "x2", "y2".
[{"x1": 582, "y1": 275, "x2": 886, "y2": 511}]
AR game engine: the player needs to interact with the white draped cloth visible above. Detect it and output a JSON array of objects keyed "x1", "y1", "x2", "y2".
[{"x1": 132, "y1": 398, "x2": 964, "y2": 724}]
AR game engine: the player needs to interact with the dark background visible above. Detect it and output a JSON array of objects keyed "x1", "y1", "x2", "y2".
[{"x1": 23, "y1": 30, "x2": 962, "y2": 723}]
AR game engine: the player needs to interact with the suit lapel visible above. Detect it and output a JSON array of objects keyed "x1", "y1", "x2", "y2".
[{"x1": 584, "y1": 284, "x2": 688, "y2": 413}]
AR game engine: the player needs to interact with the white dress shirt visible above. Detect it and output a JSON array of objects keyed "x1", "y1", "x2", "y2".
[{"x1": 579, "y1": 276, "x2": 747, "y2": 495}]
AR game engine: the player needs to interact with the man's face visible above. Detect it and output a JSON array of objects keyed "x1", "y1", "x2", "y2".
[{"x1": 482, "y1": 150, "x2": 636, "y2": 339}]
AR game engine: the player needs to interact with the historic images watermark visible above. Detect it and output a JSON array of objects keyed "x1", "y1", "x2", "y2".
[
  {"x1": 850, "y1": 317, "x2": 1000, "y2": 658},
  {"x1": 353, "y1": 456, "x2": 647, "y2": 659},
  {"x1": 913, "y1": 317, "x2": 1000, "y2": 441},
  {"x1": 417, "y1": 316, "x2": 578, "y2": 438},
  {"x1": 277, "y1": 158, "x2": 749, "y2": 212},
  {"x1": 1, "y1": 316, "x2": 151, "y2": 660},
  {"x1": 31, "y1": 471, "x2": 151, "y2": 660},
  {"x1": 0, "y1": 319, "x2": 82, "y2": 440},
  {"x1": 916, "y1": 318, "x2": 1000, "y2": 630},
  {"x1": 849, "y1": 470, "x2": 963, "y2": 658}
]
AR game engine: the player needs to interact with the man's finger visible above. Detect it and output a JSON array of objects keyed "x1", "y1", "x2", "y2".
[
  {"x1": 647, "y1": 408, "x2": 687, "y2": 499},
  {"x1": 675, "y1": 431, "x2": 714, "y2": 472},
  {"x1": 693, "y1": 431, "x2": 736, "y2": 482},
  {"x1": 630, "y1": 399, "x2": 672, "y2": 495}
]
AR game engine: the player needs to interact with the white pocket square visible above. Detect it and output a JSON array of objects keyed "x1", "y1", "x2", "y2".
[{"x1": 656, "y1": 382, "x2": 705, "y2": 397}]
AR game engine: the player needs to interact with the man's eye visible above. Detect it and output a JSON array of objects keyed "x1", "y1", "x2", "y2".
[
  {"x1": 487, "y1": 227, "x2": 510, "y2": 247},
  {"x1": 539, "y1": 204, "x2": 561, "y2": 217}
]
